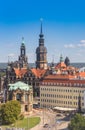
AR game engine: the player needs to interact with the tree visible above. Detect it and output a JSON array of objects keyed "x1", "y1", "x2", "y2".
[
  {"x1": 68, "y1": 113, "x2": 85, "y2": 130},
  {"x1": 64, "y1": 56, "x2": 70, "y2": 66},
  {"x1": 0, "y1": 100, "x2": 21, "y2": 124}
]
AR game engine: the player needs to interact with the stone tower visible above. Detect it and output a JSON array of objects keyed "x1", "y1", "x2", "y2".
[
  {"x1": 36, "y1": 21, "x2": 47, "y2": 69},
  {"x1": 18, "y1": 37, "x2": 28, "y2": 68}
]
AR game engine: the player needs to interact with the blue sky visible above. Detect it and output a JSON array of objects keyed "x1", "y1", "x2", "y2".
[{"x1": 0, "y1": 0, "x2": 85, "y2": 63}]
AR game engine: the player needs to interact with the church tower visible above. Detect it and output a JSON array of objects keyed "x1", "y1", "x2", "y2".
[
  {"x1": 20, "y1": 37, "x2": 26, "y2": 57},
  {"x1": 18, "y1": 37, "x2": 28, "y2": 68},
  {"x1": 36, "y1": 21, "x2": 47, "y2": 69}
]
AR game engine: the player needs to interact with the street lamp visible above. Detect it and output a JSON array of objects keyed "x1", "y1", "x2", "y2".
[
  {"x1": 28, "y1": 116, "x2": 29, "y2": 130},
  {"x1": 43, "y1": 106, "x2": 45, "y2": 125}
]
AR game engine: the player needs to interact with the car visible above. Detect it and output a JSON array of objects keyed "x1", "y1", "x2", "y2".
[
  {"x1": 56, "y1": 113, "x2": 62, "y2": 117},
  {"x1": 33, "y1": 104, "x2": 40, "y2": 108},
  {"x1": 43, "y1": 123, "x2": 49, "y2": 128}
]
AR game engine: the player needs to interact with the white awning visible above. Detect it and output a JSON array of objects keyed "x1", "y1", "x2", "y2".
[{"x1": 53, "y1": 106, "x2": 76, "y2": 111}]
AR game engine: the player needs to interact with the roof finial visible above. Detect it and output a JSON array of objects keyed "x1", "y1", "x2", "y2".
[
  {"x1": 22, "y1": 37, "x2": 25, "y2": 44},
  {"x1": 40, "y1": 18, "x2": 43, "y2": 34}
]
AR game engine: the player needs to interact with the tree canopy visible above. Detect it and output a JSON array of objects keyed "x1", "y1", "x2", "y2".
[
  {"x1": 68, "y1": 113, "x2": 85, "y2": 130},
  {"x1": 0, "y1": 100, "x2": 21, "y2": 124}
]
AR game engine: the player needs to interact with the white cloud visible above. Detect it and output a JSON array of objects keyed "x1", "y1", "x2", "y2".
[
  {"x1": 77, "y1": 43, "x2": 85, "y2": 47},
  {"x1": 80, "y1": 40, "x2": 85, "y2": 43},
  {"x1": 64, "y1": 44, "x2": 75, "y2": 48},
  {"x1": 64, "y1": 40, "x2": 85, "y2": 49}
]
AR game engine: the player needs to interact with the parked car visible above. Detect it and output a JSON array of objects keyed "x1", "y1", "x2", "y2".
[
  {"x1": 56, "y1": 113, "x2": 63, "y2": 117},
  {"x1": 43, "y1": 123, "x2": 49, "y2": 128}
]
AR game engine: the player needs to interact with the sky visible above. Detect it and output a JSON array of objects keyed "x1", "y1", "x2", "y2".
[{"x1": 0, "y1": 0, "x2": 85, "y2": 63}]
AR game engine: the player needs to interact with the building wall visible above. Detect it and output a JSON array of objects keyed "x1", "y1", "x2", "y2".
[
  {"x1": 8, "y1": 89, "x2": 33, "y2": 113},
  {"x1": 40, "y1": 85, "x2": 85, "y2": 110}
]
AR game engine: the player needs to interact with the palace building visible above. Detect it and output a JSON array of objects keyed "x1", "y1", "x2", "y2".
[
  {"x1": 40, "y1": 75, "x2": 85, "y2": 111},
  {"x1": 40, "y1": 56, "x2": 85, "y2": 112}
]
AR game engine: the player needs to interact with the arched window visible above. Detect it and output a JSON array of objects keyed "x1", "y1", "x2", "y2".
[{"x1": 16, "y1": 93, "x2": 21, "y2": 101}]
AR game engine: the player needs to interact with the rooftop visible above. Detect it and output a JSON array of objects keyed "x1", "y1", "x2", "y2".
[
  {"x1": 14, "y1": 68, "x2": 28, "y2": 78},
  {"x1": 9, "y1": 81, "x2": 32, "y2": 91},
  {"x1": 31, "y1": 68, "x2": 47, "y2": 78}
]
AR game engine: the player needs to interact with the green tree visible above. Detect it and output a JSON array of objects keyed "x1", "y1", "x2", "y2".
[
  {"x1": 68, "y1": 113, "x2": 85, "y2": 130},
  {"x1": 0, "y1": 100, "x2": 21, "y2": 124}
]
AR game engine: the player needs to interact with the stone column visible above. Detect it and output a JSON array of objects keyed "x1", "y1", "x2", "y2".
[
  {"x1": 13, "y1": 92, "x2": 16, "y2": 100},
  {"x1": 28, "y1": 91, "x2": 33, "y2": 112},
  {"x1": 21, "y1": 91, "x2": 25, "y2": 113},
  {"x1": 21, "y1": 91, "x2": 25, "y2": 103}
]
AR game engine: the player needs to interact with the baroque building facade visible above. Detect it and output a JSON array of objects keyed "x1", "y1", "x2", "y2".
[
  {"x1": 40, "y1": 56, "x2": 85, "y2": 112},
  {"x1": 8, "y1": 81, "x2": 33, "y2": 113},
  {"x1": 40, "y1": 74, "x2": 85, "y2": 112}
]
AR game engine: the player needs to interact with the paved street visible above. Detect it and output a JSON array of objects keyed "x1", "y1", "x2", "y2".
[
  {"x1": 30, "y1": 109, "x2": 69, "y2": 130},
  {"x1": 0, "y1": 109, "x2": 69, "y2": 130}
]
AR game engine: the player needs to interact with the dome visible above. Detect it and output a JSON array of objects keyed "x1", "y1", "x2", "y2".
[
  {"x1": 9, "y1": 81, "x2": 32, "y2": 91},
  {"x1": 36, "y1": 46, "x2": 47, "y2": 53},
  {"x1": 21, "y1": 37, "x2": 25, "y2": 47}
]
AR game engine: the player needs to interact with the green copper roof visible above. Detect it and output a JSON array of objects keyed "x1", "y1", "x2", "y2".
[
  {"x1": 9, "y1": 81, "x2": 32, "y2": 91},
  {"x1": 21, "y1": 37, "x2": 25, "y2": 46},
  {"x1": 21, "y1": 43, "x2": 25, "y2": 46},
  {"x1": 60, "y1": 54, "x2": 63, "y2": 62}
]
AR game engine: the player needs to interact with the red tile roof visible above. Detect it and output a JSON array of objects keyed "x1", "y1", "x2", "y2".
[
  {"x1": 14, "y1": 68, "x2": 28, "y2": 78},
  {"x1": 77, "y1": 72, "x2": 85, "y2": 78},
  {"x1": 31, "y1": 68, "x2": 47, "y2": 78},
  {"x1": 55, "y1": 62, "x2": 66, "y2": 69},
  {"x1": 41, "y1": 74, "x2": 85, "y2": 86},
  {"x1": 44, "y1": 74, "x2": 76, "y2": 80}
]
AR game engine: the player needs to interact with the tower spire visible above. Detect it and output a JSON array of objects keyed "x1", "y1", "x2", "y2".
[
  {"x1": 60, "y1": 54, "x2": 63, "y2": 62},
  {"x1": 40, "y1": 18, "x2": 43, "y2": 34},
  {"x1": 40, "y1": 18, "x2": 44, "y2": 37},
  {"x1": 22, "y1": 37, "x2": 25, "y2": 44},
  {"x1": 36, "y1": 20, "x2": 47, "y2": 69}
]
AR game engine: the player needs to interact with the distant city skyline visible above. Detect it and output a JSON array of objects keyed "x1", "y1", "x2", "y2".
[{"x1": 0, "y1": 0, "x2": 85, "y2": 63}]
